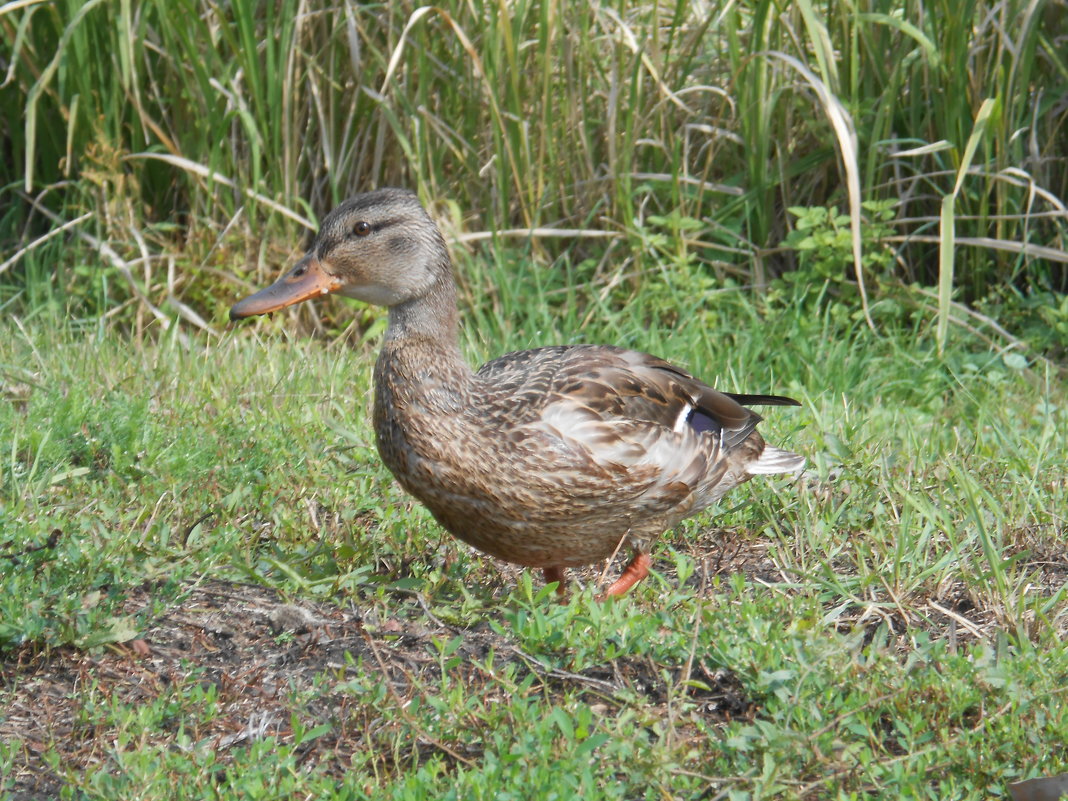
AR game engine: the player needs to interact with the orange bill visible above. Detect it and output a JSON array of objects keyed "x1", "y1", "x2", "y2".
[{"x1": 229, "y1": 255, "x2": 341, "y2": 320}]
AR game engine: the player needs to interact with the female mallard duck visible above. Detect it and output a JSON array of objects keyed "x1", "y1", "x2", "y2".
[{"x1": 231, "y1": 188, "x2": 803, "y2": 597}]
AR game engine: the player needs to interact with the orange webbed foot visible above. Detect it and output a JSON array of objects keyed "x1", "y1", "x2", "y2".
[{"x1": 600, "y1": 552, "x2": 651, "y2": 599}]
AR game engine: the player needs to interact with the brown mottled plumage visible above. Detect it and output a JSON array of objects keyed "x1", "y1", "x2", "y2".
[{"x1": 230, "y1": 188, "x2": 804, "y2": 597}]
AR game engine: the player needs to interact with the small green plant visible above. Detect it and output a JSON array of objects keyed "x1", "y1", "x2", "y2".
[{"x1": 780, "y1": 200, "x2": 897, "y2": 285}]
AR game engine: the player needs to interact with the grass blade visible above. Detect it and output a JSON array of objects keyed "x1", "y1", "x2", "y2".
[{"x1": 937, "y1": 98, "x2": 999, "y2": 355}]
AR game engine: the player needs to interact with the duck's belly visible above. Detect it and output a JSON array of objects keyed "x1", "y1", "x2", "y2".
[
  {"x1": 384, "y1": 452, "x2": 692, "y2": 572},
  {"x1": 420, "y1": 493, "x2": 645, "y2": 568},
  {"x1": 373, "y1": 388, "x2": 705, "y2": 568},
  {"x1": 447, "y1": 500, "x2": 628, "y2": 567}
]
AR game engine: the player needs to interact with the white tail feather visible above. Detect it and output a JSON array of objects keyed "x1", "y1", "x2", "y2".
[{"x1": 747, "y1": 446, "x2": 806, "y2": 475}]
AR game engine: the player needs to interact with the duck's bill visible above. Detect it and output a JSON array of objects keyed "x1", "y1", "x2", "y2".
[{"x1": 229, "y1": 255, "x2": 342, "y2": 320}]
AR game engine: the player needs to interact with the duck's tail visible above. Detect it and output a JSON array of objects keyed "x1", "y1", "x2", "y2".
[{"x1": 747, "y1": 446, "x2": 806, "y2": 475}]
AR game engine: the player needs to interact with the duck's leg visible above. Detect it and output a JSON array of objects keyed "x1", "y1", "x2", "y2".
[
  {"x1": 602, "y1": 552, "x2": 652, "y2": 598},
  {"x1": 542, "y1": 566, "x2": 567, "y2": 598}
]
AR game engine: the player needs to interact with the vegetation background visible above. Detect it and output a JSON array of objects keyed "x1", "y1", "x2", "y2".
[{"x1": 1, "y1": 0, "x2": 1067, "y2": 798}]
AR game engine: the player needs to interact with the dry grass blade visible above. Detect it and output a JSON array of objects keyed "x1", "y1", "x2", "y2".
[
  {"x1": 0, "y1": 0, "x2": 51, "y2": 18},
  {"x1": 764, "y1": 50, "x2": 874, "y2": 331},
  {"x1": 907, "y1": 284, "x2": 1037, "y2": 359},
  {"x1": 595, "y1": 5, "x2": 694, "y2": 114},
  {"x1": 124, "y1": 153, "x2": 314, "y2": 230},
  {"x1": 889, "y1": 234, "x2": 1068, "y2": 264},
  {"x1": 456, "y1": 228, "x2": 619, "y2": 244},
  {"x1": 0, "y1": 212, "x2": 92, "y2": 275},
  {"x1": 23, "y1": 195, "x2": 190, "y2": 345}
]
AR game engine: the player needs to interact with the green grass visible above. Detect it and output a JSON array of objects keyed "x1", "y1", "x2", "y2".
[
  {"x1": 2, "y1": 0, "x2": 1066, "y2": 332},
  {"x1": 2, "y1": 275, "x2": 1066, "y2": 798}
]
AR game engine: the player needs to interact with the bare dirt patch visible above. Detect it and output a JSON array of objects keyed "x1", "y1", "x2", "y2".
[{"x1": 0, "y1": 577, "x2": 753, "y2": 799}]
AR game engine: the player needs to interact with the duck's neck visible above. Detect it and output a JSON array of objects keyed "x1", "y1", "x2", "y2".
[{"x1": 382, "y1": 266, "x2": 467, "y2": 365}]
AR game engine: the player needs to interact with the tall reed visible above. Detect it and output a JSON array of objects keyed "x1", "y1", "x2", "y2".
[{"x1": 1, "y1": 0, "x2": 1065, "y2": 330}]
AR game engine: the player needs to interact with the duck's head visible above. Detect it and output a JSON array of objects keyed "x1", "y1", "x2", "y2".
[{"x1": 230, "y1": 188, "x2": 448, "y2": 320}]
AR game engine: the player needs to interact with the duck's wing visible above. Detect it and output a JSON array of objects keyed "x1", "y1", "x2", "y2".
[{"x1": 476, "y1": 344, "x2": 802, "y2": 475}]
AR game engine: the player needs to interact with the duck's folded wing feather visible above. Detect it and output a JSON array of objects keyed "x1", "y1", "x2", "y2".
[
  {"x1": 470, "y1": 344, "x2": 803, "y2": 515},
  {"x1": 476, "y1": 343, "x2": 788, "y2": 462}
]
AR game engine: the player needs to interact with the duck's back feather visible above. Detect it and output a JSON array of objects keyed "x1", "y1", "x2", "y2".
[{"x1": 475, "y1": 344, "x2": 792, "y2": 450}]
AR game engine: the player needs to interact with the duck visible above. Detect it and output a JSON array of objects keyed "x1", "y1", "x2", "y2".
[{"x1": 230, "y1": 188, "x2": 804, "y2": 598}]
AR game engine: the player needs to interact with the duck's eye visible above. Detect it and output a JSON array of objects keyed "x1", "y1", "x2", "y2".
[{"x1": 353, "y1": 221, "x2": 372, "y2": 237}]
